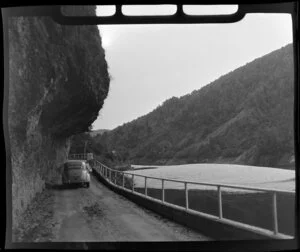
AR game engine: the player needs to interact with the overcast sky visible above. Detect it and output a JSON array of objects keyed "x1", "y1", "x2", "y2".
[{"x1": 92, "y1": 7, "x2": 292, "y2": 130}]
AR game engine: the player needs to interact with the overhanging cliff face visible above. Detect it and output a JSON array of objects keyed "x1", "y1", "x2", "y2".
[{"x1": 8, "y1": 6, "x2": 110, "y2": 230}]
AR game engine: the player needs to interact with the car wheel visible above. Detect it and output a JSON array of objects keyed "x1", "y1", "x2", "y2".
[{"x1": 86, "y1": 182, "x2": 90, "y2": 188}]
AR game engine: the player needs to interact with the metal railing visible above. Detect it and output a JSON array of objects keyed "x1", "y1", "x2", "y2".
[
  {"x1": 68, "y1": 153, "x2": 87, "y2": 160},
  {"x1": 92, "y1": 159, "x2": 295, "y2": 239},
  {"x1": 68, "y1": 153, "x2": 94, "y2": 161}
]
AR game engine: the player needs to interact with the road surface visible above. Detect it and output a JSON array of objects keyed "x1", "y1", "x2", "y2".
[{"x1": 50, "y1": 175, "x2": 212, "y2": 241}]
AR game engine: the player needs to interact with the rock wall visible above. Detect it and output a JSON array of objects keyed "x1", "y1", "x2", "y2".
[{"x1": 7, "y1": 6, "x2": 110, "y2": 229}]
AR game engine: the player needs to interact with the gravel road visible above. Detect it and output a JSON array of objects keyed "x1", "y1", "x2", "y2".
[{"x1": 49, "y1": 175, "x2": 212, "y2": 241}]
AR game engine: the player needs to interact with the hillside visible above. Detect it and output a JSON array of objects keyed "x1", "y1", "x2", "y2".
[
  {"x1": 89, "y1": 129, "x2": 110, "y2": 137},
  {"x1": 95, "y1": 44, "x2": 294, "y2": 169}
]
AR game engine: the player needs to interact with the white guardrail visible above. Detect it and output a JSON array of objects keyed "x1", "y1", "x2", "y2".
[
  {"x1": 90, "y1": 159, "x2": 294, "y2": 239},
  {"x1": 68, "y1": 153, "x2": 93, "y2": 160}
]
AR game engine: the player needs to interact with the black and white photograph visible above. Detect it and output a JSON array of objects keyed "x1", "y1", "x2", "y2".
[{"x1": 3, "y1": 3, "x2": 298, "y2": 250}]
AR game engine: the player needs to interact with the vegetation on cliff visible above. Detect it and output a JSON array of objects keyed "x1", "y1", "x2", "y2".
[{"x1": 87, "y1": 44, "x2": 294, "y2": 169}]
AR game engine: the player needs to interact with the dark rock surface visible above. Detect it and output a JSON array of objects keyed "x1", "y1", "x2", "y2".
[{"x1": 7, "y1": 6, "x2": 110, "y2": 230}]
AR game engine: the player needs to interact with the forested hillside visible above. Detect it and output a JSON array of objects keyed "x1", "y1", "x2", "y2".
[
  {"x1": 89, "y1": 129, "x2": 110, "y2": 137},
  {"x1": 89, "y1": 44, "x2": 294, "y2": 169}
]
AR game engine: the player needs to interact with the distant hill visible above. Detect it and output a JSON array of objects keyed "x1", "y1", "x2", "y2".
[
  {"x1": 89, "y1": 129, "x2": 110, "y2": 137},
  {"x1": 95, "y1": 44, "x2": 295, "y2": 169}
]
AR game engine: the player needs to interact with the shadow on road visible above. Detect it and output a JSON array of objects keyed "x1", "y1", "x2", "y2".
[{"x1": 45, "y1": 183, "x2": 84, "y2": 190}]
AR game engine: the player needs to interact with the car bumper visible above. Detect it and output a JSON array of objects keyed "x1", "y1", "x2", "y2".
[
  {"x1": 62, "y1": 174, "x2": 90, "y2": 184},
  {"x1": 64, "y1": 179, "x2": 89, "y2": 183},
  {"x1": 63, "y1": 178, "x2": 90, "y2": 183}
]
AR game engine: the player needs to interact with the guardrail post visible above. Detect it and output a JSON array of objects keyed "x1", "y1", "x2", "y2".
[
  {"x1": 122, "y1": 173, "x2": 125, "y2": 188},
  {"x1": 110, "y1": 169, "x2": 112, "y2": 182},
  {"x1": 185, "y1": 182, "x2": 189, "y2": 210},
  {"x1": 115, "y1": 171, "x2": 117, "y2": 184},
  {"x1": 132, "y1": 174, "x2": 134, "y2": 192},
  {"x1": 273, "y1": 192, "x2": 278, "y2": 235},
  {"x1": 218, "y1": 185, "x2": 223, "y2": 219},
  {"x1": 162, "y1": 179, "x2": 165, "y2": 202},
  {"x1": 145, "y1": 177, "x2": 147, "y2": 196}
]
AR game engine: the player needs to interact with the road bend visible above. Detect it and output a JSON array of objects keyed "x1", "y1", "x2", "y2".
[{"x1": 50, "y1": 175, "x2": 212, "y2": 241}]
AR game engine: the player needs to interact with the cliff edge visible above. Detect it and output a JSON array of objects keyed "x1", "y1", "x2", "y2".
[{"x1": 7, "y1": 6, "x2": 110, "y2": 229}]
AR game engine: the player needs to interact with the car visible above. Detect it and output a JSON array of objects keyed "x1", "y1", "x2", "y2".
[{"x1": 62, "y1": 160, "x2": 91, "y2": 188}]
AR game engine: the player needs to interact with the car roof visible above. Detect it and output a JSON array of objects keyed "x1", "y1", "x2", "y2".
[{"x1": 65, "y1": 160, "x2": 86, "y2": 165}]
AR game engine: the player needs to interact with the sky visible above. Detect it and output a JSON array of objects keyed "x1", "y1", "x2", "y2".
[{"x1": 92, "y1": 6, "x2": 293, "y2": 130}]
